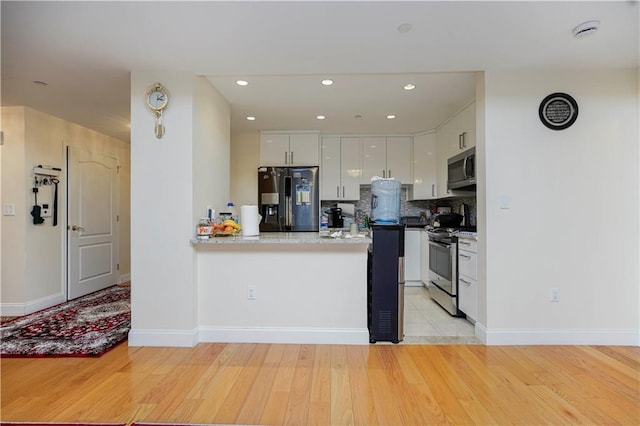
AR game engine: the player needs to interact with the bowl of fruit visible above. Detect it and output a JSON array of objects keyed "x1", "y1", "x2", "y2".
[{"x1": 212, "y1": 220, "x2": 242, "y2": 236}]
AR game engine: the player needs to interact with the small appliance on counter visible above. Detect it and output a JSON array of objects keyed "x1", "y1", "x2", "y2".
[
  {"x1": 240, "y1": 205, "x2": 262, "y2": 236},
  {"x1": 327, "y1": 207, "x2": 344, "y2": 228}
]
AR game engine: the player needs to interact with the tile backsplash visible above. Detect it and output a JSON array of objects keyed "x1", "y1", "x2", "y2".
[{"x1": 322, "y1": 187, "x2": 476, "y2": 226}]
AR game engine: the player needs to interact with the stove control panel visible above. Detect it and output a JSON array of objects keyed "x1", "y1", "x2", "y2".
[{"x1": 456, "y1": 231, "x2": 478, "y2": 240}]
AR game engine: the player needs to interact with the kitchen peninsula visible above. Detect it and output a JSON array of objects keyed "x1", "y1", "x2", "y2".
[{"x1": 191, "y1": 233, "x2": 370, "y2": 344}]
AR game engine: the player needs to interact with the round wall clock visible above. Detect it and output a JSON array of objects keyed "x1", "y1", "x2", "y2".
[
  {"x1": 144, "y1": 82, "x2": 169, "y2": 138},
  {"x1": 539, "y1": 92, "x2": 578, "y2": 130},
  {"x1": 145, "y1": 83, "x2": 169, "y2": 111}
]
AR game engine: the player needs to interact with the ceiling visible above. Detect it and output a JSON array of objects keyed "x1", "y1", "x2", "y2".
[{"x1": 2, "y1": 1, "x2": 638, "y2": 143}]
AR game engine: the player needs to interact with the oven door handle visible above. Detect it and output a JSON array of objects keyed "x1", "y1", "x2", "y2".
[{"x1": 429, "y1": 240, "x2": 451, "y2": 249}]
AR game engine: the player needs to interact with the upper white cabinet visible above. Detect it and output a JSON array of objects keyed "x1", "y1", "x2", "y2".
[
  {"x1": 408, "y1": 132, "x2": 437, "y2": 200},
  {"x1": 361, "y1": 136, "x2": 412, "y2": 185},
  {"x1": 320, "y1": 136, "x2": 361, "y2": 200},
  {"x1": 260, "y1": 132, "x2": 319, "y2": 166},
  {"x1": 436, "y1": 101, "x2": 476, "y2": 198},
  {"x1": 451, "y1": 101, "x2": 476, "y2": 155}
]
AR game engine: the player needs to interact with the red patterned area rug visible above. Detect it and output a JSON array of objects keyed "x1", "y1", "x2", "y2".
[{"x1": 0, "y1": 286, "x2": 130, "y2": 357}]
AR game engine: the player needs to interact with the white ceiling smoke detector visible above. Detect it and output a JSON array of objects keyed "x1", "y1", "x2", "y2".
[{"x1": 573, "y1": 20, "x2": 600, "y2": 38}]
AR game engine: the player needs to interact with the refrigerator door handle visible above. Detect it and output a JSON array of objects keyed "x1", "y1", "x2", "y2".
[{"x1": 284, "y1": 176, "x2": 293, "y2": 230}]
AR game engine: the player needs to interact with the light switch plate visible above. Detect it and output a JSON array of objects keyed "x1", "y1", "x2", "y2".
[
  {"x1": 499, "y1": 195, "x2": 512, "y2": 209},
  {"x1": 2, "y1": 203, "x2": 15, "y2": 216}
]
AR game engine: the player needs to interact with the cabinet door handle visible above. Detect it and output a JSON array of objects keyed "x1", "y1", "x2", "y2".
[
  {"x1": 290, "y1": 151, "x2": 294, "y2": 164},
  {"x1": 462, "y1": 132, "x2": 467, "y2": 148},
  {"x1": 388, "y1": 169, "x2": 391, "y2": 178},
  {"x1": 459, "y1": 253, "x2": 471, "y2": 259},
  {"x1": 460, "y1": 278, "x2": 472, "y2": 285},
  {"x1": 458, "y1": 134, "x2": 462, "y2": 149},
  {"x1": 337, "y1": 186, "x2": 340, "y2": 198},
  {"x1": 285, "y1": 151, "x2": 288, "y2": 164},
  {"x1": 431, "y1": 184, "x2": 435, "y2": 197},
  {"x1": 382, "y1": 170, "x2": 386, "y2": 178},
  {"x1": 342, "y1": 186, "x2": 345, "y2": 198}
]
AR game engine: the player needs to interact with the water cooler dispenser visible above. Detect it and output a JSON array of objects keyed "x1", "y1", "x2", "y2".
[
  {"x1": 368, "y1": 223, "x2": 405, "y2": 343},
  {"x1": 370, "y1": 178, "x2": 401, "y2": 224}
]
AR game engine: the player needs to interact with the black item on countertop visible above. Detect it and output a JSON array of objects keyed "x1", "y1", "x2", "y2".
[
  {"x1": 368, "y1": 224, "x2": 405, "y2": 344},
  {"x1": 327, "y1": 207, "x2": 343, "y2": 228},
  {"x1": 435, "y1": 213, "x2": 463, "y2": 227}
]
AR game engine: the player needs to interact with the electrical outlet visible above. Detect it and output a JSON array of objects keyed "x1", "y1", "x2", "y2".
[
  {"x1": 247, "y1": 285, "x2": 257, "y2": 300},
  {"x1": 550, "y1": 287, "x2": 560, "y2": 302}
]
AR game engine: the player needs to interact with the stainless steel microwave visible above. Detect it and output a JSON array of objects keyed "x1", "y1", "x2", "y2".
[{"x1": 447, "y1": 147, "x2": 476, "y2": 190}]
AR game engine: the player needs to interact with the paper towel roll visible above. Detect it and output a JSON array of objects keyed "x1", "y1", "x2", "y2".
[{"x1": 241, "y1": 205, "x2": 261, "y2": 236}]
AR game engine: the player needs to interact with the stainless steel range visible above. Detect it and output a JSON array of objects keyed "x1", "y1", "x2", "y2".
[{"x1": 426, "y1": 226, "x2": 474, "y2": 316}]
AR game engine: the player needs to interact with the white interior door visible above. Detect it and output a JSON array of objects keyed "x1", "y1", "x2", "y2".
[{"x1": 67, "y1": 147, "x2": 118, "y2": 299}]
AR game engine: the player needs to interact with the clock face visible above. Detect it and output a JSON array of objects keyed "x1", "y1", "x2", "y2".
[{"x1": 145, "y1": 84, "x2": 168, "y2": 111}]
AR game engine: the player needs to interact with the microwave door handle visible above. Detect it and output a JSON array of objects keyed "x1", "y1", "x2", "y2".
[{"x1": 462, "y1": 156, "x2": 468, "y2": 179}]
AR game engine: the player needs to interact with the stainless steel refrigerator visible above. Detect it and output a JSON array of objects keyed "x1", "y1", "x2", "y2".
[{"x1": 258, "y1": 166, "x2": 319, "y2": 232}]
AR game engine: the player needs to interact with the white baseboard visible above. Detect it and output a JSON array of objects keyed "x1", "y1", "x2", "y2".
[
  {"x1": 1, "y1": 292, "x2": 66, "y2": 316},
  {"x1": 118, "y1": 273, "x2": 131, "y2": 284},
  {"x1": 198, "y1": 326, "x2": 370, "y2": 345},
  {"x1": 128, "y1": 328, "x2": 198, "y2": 347},
  {"x1": 475, "y1": 323, "x2": 639, "y2": 346}
]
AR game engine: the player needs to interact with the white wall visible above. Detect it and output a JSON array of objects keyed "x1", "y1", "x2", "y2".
[
  {"x1": 129, "y1": 72, "x2": 230, "y2": 346},
  {"x1": 193, "y1": 76, "x2": 230, "y2": 220},
  {"x1": 230, "y1": 130, "x2": 260, "y2": 207},
  {"x1": 481, "y1": 68, "x2": 639, "y2": 345},
  {"x1": 1, "y1": 106, "x2": 130, "y2": 315}
]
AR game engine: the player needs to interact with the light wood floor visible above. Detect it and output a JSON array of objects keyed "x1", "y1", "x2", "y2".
[{"x1": 1, "y1": 342, "x2": 638, "y2": 425}]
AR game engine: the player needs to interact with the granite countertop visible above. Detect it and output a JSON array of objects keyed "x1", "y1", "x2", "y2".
[{"x1": 191, "y1": 231, "x2": 371, "y2": 245}]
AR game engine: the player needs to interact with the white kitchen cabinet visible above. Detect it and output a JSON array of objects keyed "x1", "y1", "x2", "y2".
[
  {"x1": 361, "y1": 136, "x2": 412, "y2": 185},
  {"x1": 320, "y1": 136, "x2": 361, "y2": 200},
  {"x1": 420, "y1": 229, "x2": 430, "y2": 286},
  {"x1": 404, "y1": 228, "x2": 422, "y2": 285},
  {"x1": 260, "y1": 132, "x2": 319, "y2": 166},
  {"x1": 408, "y1": 132, "x2": 437, "y2": 200},
  {"x1": 451, "y1": 101, "x2": 476, "y2": 154},
  {"x1": 435, "y1": 101, "x2": 476, "y2": 198},
  {"x1": 457, "y1": 237, "x2": 478, "y2": 322}
]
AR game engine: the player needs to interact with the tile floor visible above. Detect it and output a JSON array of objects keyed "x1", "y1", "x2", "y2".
[{"x1": 402, "y1": 285, "x2": 480, "y2": 344}]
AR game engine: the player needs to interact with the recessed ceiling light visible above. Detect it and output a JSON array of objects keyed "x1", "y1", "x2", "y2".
[
  {"x1": 236, "y1": 80, "x2": 249, "y2": 86},
  {"x1": 33, "y1": 80, "x2": 48, "y2": 86},
  {"x1": 573, "y1": 20, "x2": 600, "y2": 38},
  {"x1": 403, "y1": 83, "x2": 416, "y2": 91},
  {"x1": 397, "y1": 23, "x2": 412, "y2": 34},
  {"x1": 354, "y1": 114, "x2": 362, "y2": 119},
  {"x1": 321, "y1": 79, "x2": 334, "y2": 86},
  {"x1": 316, "y1": 115, "x2": 326, "y2": 120},
  {"x1": 386, "y1": 115, "x2": 396, "y2": 120},
  {"x1": 246, "y1": 116, "x2": 256, "y2": 121}
]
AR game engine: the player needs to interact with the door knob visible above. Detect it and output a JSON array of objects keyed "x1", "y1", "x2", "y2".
[{"x1": 69, "y1": 225, "x2": 85, "y2": 231}]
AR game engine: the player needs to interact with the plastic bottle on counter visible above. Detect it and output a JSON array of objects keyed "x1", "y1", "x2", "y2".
[{"x1": 220, "y1": 202, "x2": 237, "y2": 223}]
